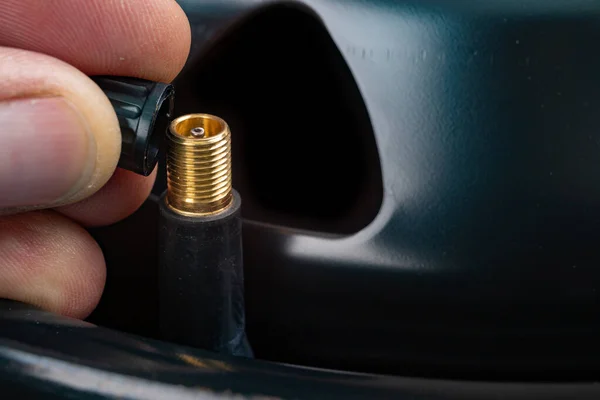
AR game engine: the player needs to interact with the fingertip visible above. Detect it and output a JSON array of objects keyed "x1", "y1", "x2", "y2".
[
  {"x1": 0, "y1": 47, "x2": 122, "y2": 211},
  {"x1": 153, "y1": 0, "x2": 192, "y2": 82},
  {"x1": 0, "y1": 0, "x2": 192, "y2": 83},
  {"x1": 57, "y1": 167, "x2": 157, "y2": 227},
  {"x1": 0, "y1": 211, "x2": 106, "y2": 319}
]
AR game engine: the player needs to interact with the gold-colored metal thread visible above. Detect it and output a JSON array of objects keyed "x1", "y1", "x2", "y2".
[{"x1": 166, "y1": 114, "x2": 233, "y2": 216}]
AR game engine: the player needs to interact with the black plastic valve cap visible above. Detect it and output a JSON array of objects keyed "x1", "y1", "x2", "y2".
[{"x1": 92, "y1": 76, "x2": 175, "y2": 176}]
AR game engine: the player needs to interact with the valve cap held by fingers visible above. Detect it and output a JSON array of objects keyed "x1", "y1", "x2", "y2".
[{"x1": 92, "y1": 76, "x2": 175, "y2": 176}]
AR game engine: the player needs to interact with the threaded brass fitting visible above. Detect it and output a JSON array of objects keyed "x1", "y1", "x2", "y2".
[{"x1": 166, "y1": 114, "x2": 233, "y2": 216}]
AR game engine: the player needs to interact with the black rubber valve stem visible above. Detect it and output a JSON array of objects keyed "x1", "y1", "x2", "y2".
[{"x1": 158, "y1": 113, "x2": 252, "y2": 357}]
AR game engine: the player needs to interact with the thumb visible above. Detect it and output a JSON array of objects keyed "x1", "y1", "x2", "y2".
[{"x1": 0, "y1": 47, "x2": 121, "y2": 213}]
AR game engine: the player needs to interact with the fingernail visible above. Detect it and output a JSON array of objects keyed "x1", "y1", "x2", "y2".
[{"x1": 0, "y1": 97, "x2": 95, "y2": 209}]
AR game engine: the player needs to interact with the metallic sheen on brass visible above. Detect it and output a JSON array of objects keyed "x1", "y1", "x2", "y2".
[{"x1": 166, "y1": 114, "x2": 233, "y2": 215}]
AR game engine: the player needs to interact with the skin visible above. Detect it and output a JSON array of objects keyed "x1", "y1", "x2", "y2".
[{"x1": 0, "y1": 0, "x2": 191, "y2": 318}]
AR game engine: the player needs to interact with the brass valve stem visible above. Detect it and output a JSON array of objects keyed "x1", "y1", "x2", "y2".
[
  {"x1": 166, "y1": 114, "x2": 233, "y2": 216},
  {"x1": 160, "y1": 113, "x2": 251, "y2": 355}
]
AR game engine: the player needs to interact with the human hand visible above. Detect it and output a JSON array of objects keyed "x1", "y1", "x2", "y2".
[{"x1": 0, "y1": 0, "x2": 190, "y2": 318}]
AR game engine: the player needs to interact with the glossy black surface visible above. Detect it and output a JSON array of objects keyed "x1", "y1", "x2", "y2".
[
  {"x1": 153, "y1": 0, "x2": 600, "y2": 380},
  {"x1": 3, "y1": 300, "x2": 600, "y2": 399}
]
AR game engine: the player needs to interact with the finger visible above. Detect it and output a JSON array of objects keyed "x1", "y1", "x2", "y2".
[
  {"x1": 0, "y1": 0, "x2": 190, "y2": 83},
  {"x1": 0, "y1": 0, "x2": 190, "y2": 222},
  {"x1": 0, "y1": 210, "x2": 106, "y2": 319},
  {"x1": 57, "y1": 168, "x2": 157, "y2": 227},
  {"x1": 0, "y1": 47, "x2": 121, "y2": 213}
]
